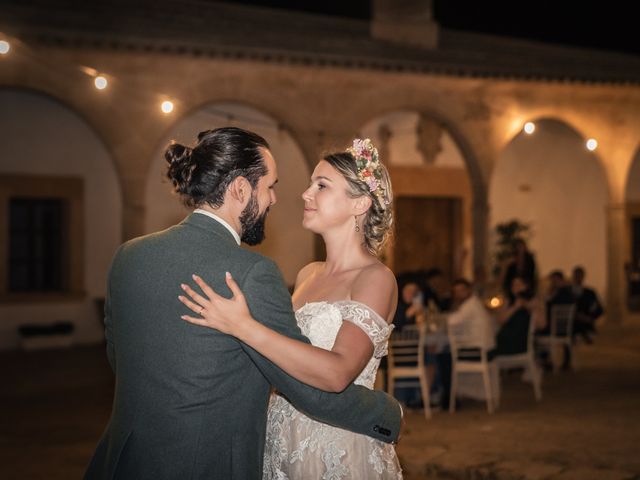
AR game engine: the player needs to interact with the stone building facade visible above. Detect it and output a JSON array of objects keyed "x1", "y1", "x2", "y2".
[{"x1": 1, "y1": 0, "x2": 639, "y2": 349}]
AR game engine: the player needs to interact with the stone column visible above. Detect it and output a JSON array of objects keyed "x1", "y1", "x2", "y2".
[
  {"x1": 112, "y1": 137, "x2": 158, "y2": 242},
  {"x1": 472, "y1": 198, "x2": 490, "y2": 282},
  {"x1": 121, "y1": 177, "x2": 148, "y2": 241},
  {"x1": 456, "y1": 126, "x2": 493, "y2": 288},
  {"x1": 606, "y1": 203, "x2": 626, "y2": 324}
]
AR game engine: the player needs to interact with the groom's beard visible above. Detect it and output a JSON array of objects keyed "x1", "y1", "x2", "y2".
[{"x1": 240, "y1": 192, "x2": 269, "y2": 246}]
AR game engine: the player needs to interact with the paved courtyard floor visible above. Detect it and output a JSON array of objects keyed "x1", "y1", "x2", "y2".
[
  {"x1": 398, "y1": 323, "x2": 640, "y2": 480},
  {"x1": 1, "y1": 323, "x2": 639, "y2": 479}
]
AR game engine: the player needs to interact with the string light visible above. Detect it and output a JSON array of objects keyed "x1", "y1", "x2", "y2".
[
  {"x1": 161, "y1": 100, "x2": 174, "y2": 114},
  {"x1": 0, "y1": 35, "x2": 340, "y2": 132},
  {"x1": 6, "y1": 32, "x2": 603, "y2": 146},
  {"x1": 94, "y1": 76, "x2": 108, "y2": 90},
  {"x1": 523, "y1": 122, "x2": 535, "y2": 134}
]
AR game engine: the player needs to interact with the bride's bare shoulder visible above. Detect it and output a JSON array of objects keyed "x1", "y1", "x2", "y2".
[
  {"x1": 294, "y1": 262, "x2": 324, "y2": 289},
  {"x1": 353, "y1": 262, "x2": 396, "y2": 293},
  {"x1": 350, "y1": 262, "x2": 398, "y2": 323}
]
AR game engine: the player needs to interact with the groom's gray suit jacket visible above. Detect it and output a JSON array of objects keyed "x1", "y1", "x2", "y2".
[{"x1": 85, "y1": 213, "x2": 401, "y2": 480}]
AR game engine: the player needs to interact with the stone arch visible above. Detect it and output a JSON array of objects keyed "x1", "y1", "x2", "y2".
[
  {"x1": 356, "y1": 105, "x2": 487, "y2": 202},
  {"x1": 490, "y1": 116, "x2": 610, "y2": 297},
  {"x1": 0, "y1": 85, "x2": 124, "y2": 189},
  {"x1": 144, "y1": 100, "x2": 313, "y2": 286},
  {"x1": 355, "y1": 108, "x2": 483, "y2": 279},
  {"x1": 152, "y1": 95, "x2": 318, "y2": 176},
  {"x1": 0, "y1": 86, "x2": 123, "y2": 347},
  {"x1": 624, "y1": 145, "x2": 640, "y2": 202},
  {"x1": 499, "y1": 110, "x2": 615, "y2": 203}
]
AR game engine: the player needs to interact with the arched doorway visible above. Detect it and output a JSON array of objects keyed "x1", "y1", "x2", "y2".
[
  {"x1": 0, "y1": 88, "x2": 122, "y2": 349},
  {"x1": 490, "y1": 118, "x2": 608, "y2": 299},
  {"x1": 145, "y1": 102, "x2": 313, "y2": 287},
  {"x1": 359, "y1": 110, "x2": 474, "y2": 282},
  {"x1": 624, "y1": 147, "x2": 640, "y2": 313}
]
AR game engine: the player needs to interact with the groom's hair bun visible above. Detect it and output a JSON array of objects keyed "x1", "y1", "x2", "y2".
[
  {"x1": 165, "y1": 143, "x2": 196, "y2": 195},
  {"x1": 165, "y1": 127, "x2": 269, "y2": 208},
  {"x1": 323, "y1": 151, "x2": 394, "y2": 257}
]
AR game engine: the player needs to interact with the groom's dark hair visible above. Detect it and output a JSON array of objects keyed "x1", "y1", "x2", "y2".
[{"x1": 165, "y1": 127, "x2": 269, "y2": 208}]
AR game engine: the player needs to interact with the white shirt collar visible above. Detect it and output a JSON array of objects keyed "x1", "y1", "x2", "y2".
[{"x1": 193, "y1": 209, "x2": 241, "y2": 245}]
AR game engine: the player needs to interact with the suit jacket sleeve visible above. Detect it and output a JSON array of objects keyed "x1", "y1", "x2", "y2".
[
  {"x1": 104, "y1": 246, "x2": 124, "y2": 374},
  {"x1": 238, "y1": 257, "x2": 402, "y2": 444},
  {"x1": 104, "y1": 271, "x2": 116, "y2": 373}
]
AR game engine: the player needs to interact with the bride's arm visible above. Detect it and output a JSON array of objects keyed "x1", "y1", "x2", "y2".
[{"x1": 179, "y1": 268, "x2": 396, "y2": 393}]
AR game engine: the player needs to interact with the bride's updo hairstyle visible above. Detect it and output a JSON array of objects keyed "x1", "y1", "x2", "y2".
[
  {"x1": 165, "y1": 127, "x2": 269, "y2": 208},
  {"x1": 323, "y1": 139, "x2": 393, "y2": 256}
]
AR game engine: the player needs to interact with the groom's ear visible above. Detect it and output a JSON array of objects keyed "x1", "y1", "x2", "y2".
[
  {"x1": 228, "y1": 176, "x2": 252, "y2": 205},
  {"x1": 353, "y1": 195, "x2": 372, "y2": 216}
]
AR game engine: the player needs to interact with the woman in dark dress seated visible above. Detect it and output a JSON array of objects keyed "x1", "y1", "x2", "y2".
[{"x1": 495, "y1": 276, "x2": 546, "y2": 356}]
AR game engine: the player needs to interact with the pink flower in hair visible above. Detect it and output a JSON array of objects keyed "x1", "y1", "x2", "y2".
[
  {"x1": 346, "y1": 138, "x2": 390, "y2": 207},
  {"x1": 366, "y1": 177, "x2": 380, "y2": 192}
]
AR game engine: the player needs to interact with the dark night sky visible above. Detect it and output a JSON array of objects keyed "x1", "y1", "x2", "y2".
[{"x1": 219, "y1": 0, "x2": 640, "y2": 56}]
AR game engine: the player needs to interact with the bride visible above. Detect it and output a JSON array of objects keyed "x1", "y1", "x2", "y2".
[{"x1": 180, "y1": 139, "x2": 403, "y2": 479}]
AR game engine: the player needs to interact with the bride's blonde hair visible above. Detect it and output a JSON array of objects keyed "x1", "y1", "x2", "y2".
[{"x1": 323, "y1": 147, "x2": 393, "y2": 256}]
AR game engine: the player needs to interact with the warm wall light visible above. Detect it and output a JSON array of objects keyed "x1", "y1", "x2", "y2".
[
  {"x1": 94, "y1": 76, "x2": 108, "y2": 90},
  {"x1": 586, "y1": 138, "x2": 598, "y2": 151},
  {"x1": 523, "y1": 122, "x2": 536, "y2": 134},
  {"x1": 489, "y1": 296, "x2": 503, "y2": 308},
  {"x1": 0, "y1": 40, "x2": 10, "y2": 55},
  {"x1": 161, "y1": 100, "x2": 174, "y2": 114}
]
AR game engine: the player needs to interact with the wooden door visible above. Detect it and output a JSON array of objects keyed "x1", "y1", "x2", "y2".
[{"x1": 393, "y1": 196, "x2": 462, "y2": 279}]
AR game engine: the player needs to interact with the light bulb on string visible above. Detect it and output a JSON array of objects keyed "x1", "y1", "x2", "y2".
[
  {"x1": 586, "y1": 138, "x2": 598, "y2": 151},
  {"x1": 94, "y1": 76, "x2": 108, "y2": 90},
  {"x1": 523, "y1": 122, "x2": 535, "y2": 134},
  {"x1": 161, "y1": 100, "x2": 174, "y2": 114},
  {"x1": 0, "y1": 40, "x2": 10, "y2": 55}
]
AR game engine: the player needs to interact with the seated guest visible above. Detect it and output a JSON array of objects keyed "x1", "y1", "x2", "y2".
[
  {"x1": 385, "y1": 279, "x2": 420, "y2": 387},
  {"x1": 423, "y1": 268, "x2": 452, "y2": 312},
  {"x1": 539, "y1": 270, "x2": 575, "y2": 368},
  {"x1": 447, "y1": 278, "x2": 496, "y2": 351},
  {"x1": 571, "y1": 266, "x2": 604, "y2": 343},
  {"x1": 393, "y1": 281, "x2": 423, "y2": 331},
  {"x1": 543, "y1": 270, "x2": 576, "y2": 333},
  {"x1": 390, "y1": 281, "x2": 429, "y2": 408},
  {"x1": 440, "y1": 278, "x2": 497, "y2": 408},
  {"x1": 393, "y1": 280, "x2": 445, "y2": 410},
  {"x1": 495, "y1": 276, "x2": 546, "y2": 356}
]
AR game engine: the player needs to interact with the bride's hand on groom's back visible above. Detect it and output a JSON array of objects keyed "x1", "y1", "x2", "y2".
[{"x1": 179, "y1": 272, "x2": 254, "y2": 338}]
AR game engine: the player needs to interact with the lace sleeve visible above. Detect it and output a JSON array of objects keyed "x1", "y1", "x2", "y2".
[{"x1": 334, "y1": 301, "x2": 394, "y2": 358}]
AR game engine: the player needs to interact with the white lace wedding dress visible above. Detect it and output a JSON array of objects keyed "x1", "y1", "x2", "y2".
[{"x1": 263, "y1": 300, "x2": 403, "y2": 480}]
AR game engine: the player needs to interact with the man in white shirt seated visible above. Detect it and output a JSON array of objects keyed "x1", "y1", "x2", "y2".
[{"x1": 447, "y1": 278, "x2": 496, "y2": 353}]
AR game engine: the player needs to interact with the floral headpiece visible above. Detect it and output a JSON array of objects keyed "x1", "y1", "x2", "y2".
[{"x1": 347, "y1": 138, "x2": 389, "y2": 206}]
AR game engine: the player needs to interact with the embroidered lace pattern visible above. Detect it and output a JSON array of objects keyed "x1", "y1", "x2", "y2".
[{"x1": 262, "y1": 301, "x2": 402, "y2": 480}]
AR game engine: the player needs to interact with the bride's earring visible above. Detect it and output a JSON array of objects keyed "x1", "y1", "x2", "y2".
[{"x1": 355, "y1": 216, "x2": 360, "y2": 232}]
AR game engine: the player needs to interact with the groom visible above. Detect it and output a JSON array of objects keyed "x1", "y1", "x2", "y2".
[{"x1": 85, "y1": 127, "x2": 402, "y2": 479}]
